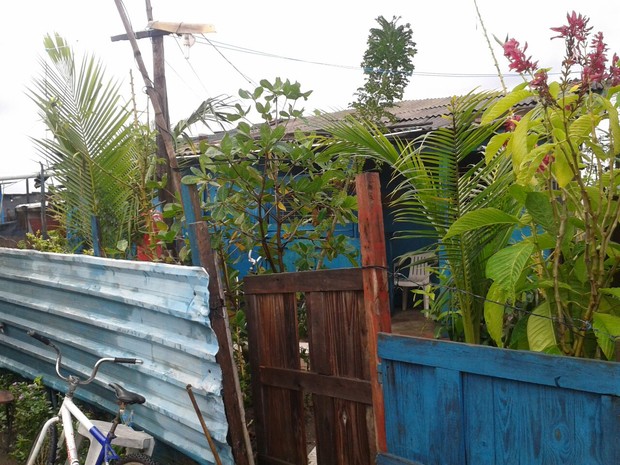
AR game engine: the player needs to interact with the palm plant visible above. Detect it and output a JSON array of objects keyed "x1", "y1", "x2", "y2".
[
  {"x1": 325, "y1": 91, "x2": 518, "y2": 343},
  {"x1": 28, "y1": 33, "x2": 148, "y2": 256}
]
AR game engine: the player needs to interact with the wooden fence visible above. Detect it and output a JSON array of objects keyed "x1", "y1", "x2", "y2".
[
  {"x1": 377, "y1": 334, "x2": 620, "y2": 465},
  {"x1": 244, "y1": 268, "x2": 380, "y2": 465}
]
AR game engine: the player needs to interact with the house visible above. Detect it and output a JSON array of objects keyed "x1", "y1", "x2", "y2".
[{"x1": 179, "y1": 95, "x2": 536, "y2": 308}]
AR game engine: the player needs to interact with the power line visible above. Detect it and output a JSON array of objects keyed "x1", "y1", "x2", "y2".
[
  {"x1": 200, "y1": 36, "x2": 257, "y2": 87},
  {"x1": 193, "y1": 37, "x2": 566, "y2": 79}
]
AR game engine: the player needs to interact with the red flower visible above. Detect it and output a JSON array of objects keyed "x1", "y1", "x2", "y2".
[
  {"x1": 537, "y1": 153, "x2": 555, "y2": 173},
  {"x1": 529, "y1": 69, "x2": 548, "y2": 90},
  {"x1": 610, "y1": 54, "x2": 620, "y2": 86},
  {"x1": 551, "y1": 11, "x2": 591, "y2": 41},
  {"x1": 582, "y1": 32, "x2": 608, "y2": 86},
  {"x1": 503, "y1": 38, "x2": 538, "y2": 74},
  {"x1": 504, "y1": 115, "x2": 521, "y2": 132}
]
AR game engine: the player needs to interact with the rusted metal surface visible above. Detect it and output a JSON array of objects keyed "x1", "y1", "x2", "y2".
[
  {"x1": 245, "y1": 268, "x2": 378, "y2": 465},
  {"x1": 0, "y1": 247, "x2": 232, "y2": 465}
]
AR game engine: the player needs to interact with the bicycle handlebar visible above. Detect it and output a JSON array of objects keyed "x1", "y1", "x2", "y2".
[{"x1": 27, "y1": 330, "x2": 143, "y2": 385}]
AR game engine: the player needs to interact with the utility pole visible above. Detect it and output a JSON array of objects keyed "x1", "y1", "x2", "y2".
[
  {"x1": 144, "y1": 0, "x2": 174, "y2": 208},
  {"x1": 111, "y1": 4, "x2": 254, "y2": 465}
]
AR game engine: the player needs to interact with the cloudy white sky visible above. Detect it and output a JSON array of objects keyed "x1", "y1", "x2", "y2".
[{"x1": 2, "y1": 0, "x2": 620, "y2": 192}]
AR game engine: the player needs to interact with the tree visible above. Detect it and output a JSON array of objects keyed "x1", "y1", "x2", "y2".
[
  {"x1": 182, "y1": 78, "x2": 360, "y2": 276},
  {"x1": 327, "y1": 90, "x2": 517, "y2": 344},
  {"x1": 351, "y1": 16, "x2": 417, "y2": 124},
  {"x1": 28, "y1": 33, "x2": 152, "y2": 256}
]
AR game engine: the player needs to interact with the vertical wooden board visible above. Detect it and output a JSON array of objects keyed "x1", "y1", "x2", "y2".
[
  {"x1": 382, "y1": 360, "x2": 434, "y2": 462},
  {"x1": 570, "y1": 390, "x2": 606, "y2": 464},
  {"x1": 313, "y1": 395, "x2": 338, "y2": 465},
  {"x1": 307, "y1": 288, "x2": 373, "y2": 465},
  {"x1": 332, "y1": 398, "x2": 372, "y2": 465},
  {"x1": 600, "y1": 396, "x2": 620, "y2": 465},
  {"x1": 258, "y1": 293, "x2": 300, "y2": 368},
  {"x1": 492, "y1": 378, "x2": 537, "y2": 464},
  {"x1": 244, "y1": 293, "x2": 268, "y2": 459},
  {"x1": 430, "y1": 368, "x2": 464, "y2": 465},
  {"x1": 463, "y1": 374, "x2": 497, "y2": 465},
  {"x1": 261, "y1": 385, "x2": 306, "y2": 464},
  {"x1": 309, "y1": 290, "x2": 367, "y2": 378},
  {"x1": 245, "y1": 291, "x2": 305, "y2": 465}
]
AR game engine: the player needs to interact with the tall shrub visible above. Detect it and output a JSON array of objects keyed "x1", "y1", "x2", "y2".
[{"x1": 447, "y1": 12, "x2": 620, "y2": 358}]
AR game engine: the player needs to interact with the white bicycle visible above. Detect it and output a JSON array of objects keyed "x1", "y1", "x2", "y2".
[{"x1": 26, "y1": 330, "x2": 161, "y2": 465}]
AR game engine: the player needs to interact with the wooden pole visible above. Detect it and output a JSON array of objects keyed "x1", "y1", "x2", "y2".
[
  {"x1": 356, "y1": 172, "x2": 390, "y2": 453},
  {"x1": 113, "y1": 4, "x2": 254, "y2": 464},
  {"x1": 144, "y1": 0, "x2": 175, "y2": 208},
  {"x1": 113, "y1": 0, "x2": 181, "y2": 197}
]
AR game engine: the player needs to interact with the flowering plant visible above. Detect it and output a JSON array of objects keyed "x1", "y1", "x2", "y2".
[{"x1": 446, "y1": 12, "x2": 620, "y2": 358}]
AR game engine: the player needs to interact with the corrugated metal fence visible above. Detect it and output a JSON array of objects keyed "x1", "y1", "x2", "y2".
[{"x1": 0, "y1": 247, "x2": 232, "y2": 465}]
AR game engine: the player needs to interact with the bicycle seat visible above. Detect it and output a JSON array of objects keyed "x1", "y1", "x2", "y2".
[{"x1": 109, "y1": 382, "x2": 146, "y2": 405}]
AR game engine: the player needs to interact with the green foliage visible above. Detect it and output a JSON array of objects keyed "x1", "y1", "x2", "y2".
[
  {"x1": 28, "y1": 33, "x2": 156, "y2": 257},
  {"x1": 451, "y1": 13, "x2": 620, "y2": 357},
  {"x1": 327, "y1": 90, "x2": 516, "y2": 343},
  {"x1": 182, "y1": 77, "x2": 361, "y2": 274},
  {"x1": 0, "y1": 372, "x2": 53, "y2": 463},
  {"x1": 352, "y1": 16, "x2": 417, "y2": 124},
  {"x1": 17, "y1": 230, "x2": 74, "y2": 253}
]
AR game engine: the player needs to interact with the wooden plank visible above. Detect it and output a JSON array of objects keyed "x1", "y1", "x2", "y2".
[
  {"x1": 376, "y1": 453, "x2": 425, "y2": 465},
  {"x1": 356, "y1": 172, "x2": 390, "y2": 453},
  {"x1": 245, "y1": 292, "x2": 307, "y2": 465},
  {"x1": 463, "y1": 375, "x2": 496, "y2": 465},
  {"x1": 431, "y1": 368, "x2": 464, "y2": 465},
  {"x1": 378, "y1": 334, "x2": 620, "y2": 396},
  {"x1": 259, "y1": 367, "x2": 372, "y2": 404},
  {"x1": 244, "y1": 268, "x2": 363, "y2": 294}
]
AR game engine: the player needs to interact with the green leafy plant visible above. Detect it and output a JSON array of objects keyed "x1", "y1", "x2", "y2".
[
  {"x1": 182, "y1": 77, "x2": 360, "y2": 274},
  {"x1": 28, "y1": 33, "x2": 155, "y2": 257},
  {"x1": 447, "y1": 12, "x2": 620, "y2": 358},
  {"x1": 326, "y1": 90, "x2": 516, "y2": 343},
  {"x1": 352, "y1": 15, "x2": 417, "y2": 124},
  {"x1": 18, "y1": 230, "x2": 73, "y2": 253},
  {"x1": 0, "y1": 373, "x2": 53, "y2": 463}
]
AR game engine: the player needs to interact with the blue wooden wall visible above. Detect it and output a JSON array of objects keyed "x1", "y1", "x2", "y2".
[{"x1": 377, "y1": 333, "x2": 620, "y2": 465}]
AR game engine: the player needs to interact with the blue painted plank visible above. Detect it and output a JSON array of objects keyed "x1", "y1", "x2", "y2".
[
  {"x1": 380, "y1": 333, "x2": 620, "y2": 465},
  {"x1": 378, "y1": 333, "x2": 620, "y2": 396},
  {"x1": 463, "y1": 374, "x2": 496, "y2": 465}
]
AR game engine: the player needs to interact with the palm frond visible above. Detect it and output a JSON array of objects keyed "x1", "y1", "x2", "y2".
[{"x1": 28, "y1": 33, "x2": 144, "y2": 254}]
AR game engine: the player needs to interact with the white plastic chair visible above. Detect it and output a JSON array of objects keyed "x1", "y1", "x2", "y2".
[{"x1": 394, "y1": 252, "x2": 434, "y2": 311}]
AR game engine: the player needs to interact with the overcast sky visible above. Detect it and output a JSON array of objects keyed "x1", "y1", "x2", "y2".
[{"x1": 2, "y1": 0, "x2": 620, "y2": 192}]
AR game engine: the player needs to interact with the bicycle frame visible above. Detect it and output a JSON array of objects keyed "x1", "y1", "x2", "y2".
[{"x1": 27, "y1": 389, "x2": 121, "y2": 465}]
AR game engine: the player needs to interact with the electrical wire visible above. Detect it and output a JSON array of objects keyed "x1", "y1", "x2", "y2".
[
  {"x1": 193, "y1": 37, "x2": 567, "y2": 79},
  {"x1": 382, "y1": 265, "x2": 620, "y2": 345}
]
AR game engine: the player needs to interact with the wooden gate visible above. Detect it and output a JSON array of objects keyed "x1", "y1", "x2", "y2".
[{"x1": 245, "y1": 268, "x2": 380, "y2": 464}]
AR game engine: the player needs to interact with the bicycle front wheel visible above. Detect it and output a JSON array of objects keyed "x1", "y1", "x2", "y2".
[
  {"x1": 27, "y1": 423, "x2": 58, "y2": 465},
  {"x1": 114, "y1": 452, "x2": 161, "y2": 465}
]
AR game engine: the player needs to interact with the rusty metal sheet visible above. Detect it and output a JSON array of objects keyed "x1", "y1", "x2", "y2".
[{"x1": 0, "y1": 247, "x2": 232, "y2": 465}]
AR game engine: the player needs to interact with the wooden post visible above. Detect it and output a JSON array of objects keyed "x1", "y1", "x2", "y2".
[
  {"x1": 355, "y1": 172, "x2": 390, "y2": 453},
  {"x1": 144, "y1": 0, "x2": 176, "y2": 208},
  {"x1": 181, "y1": 183, "x2": 254, "y2": 465},
  {"x1": 113, "y1": 4, "x2": 254, "y2": 464}
]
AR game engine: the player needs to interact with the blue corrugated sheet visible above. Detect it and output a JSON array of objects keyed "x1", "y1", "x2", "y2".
[{"x1": 0, "y1": 247, "x2": 232, "y2": 465}]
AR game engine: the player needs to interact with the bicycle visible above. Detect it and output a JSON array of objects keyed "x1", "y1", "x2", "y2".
[{"x1": 25, "y1": 330, "x2": 160, "y2": 465}]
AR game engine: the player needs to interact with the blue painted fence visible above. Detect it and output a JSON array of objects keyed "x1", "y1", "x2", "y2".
[
  {"x1": 377, "y1": 333, "x2": 620, "y2": 465},
  {"x1": 0, "y1": 247, "x2": 232, "y2": 465}
]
